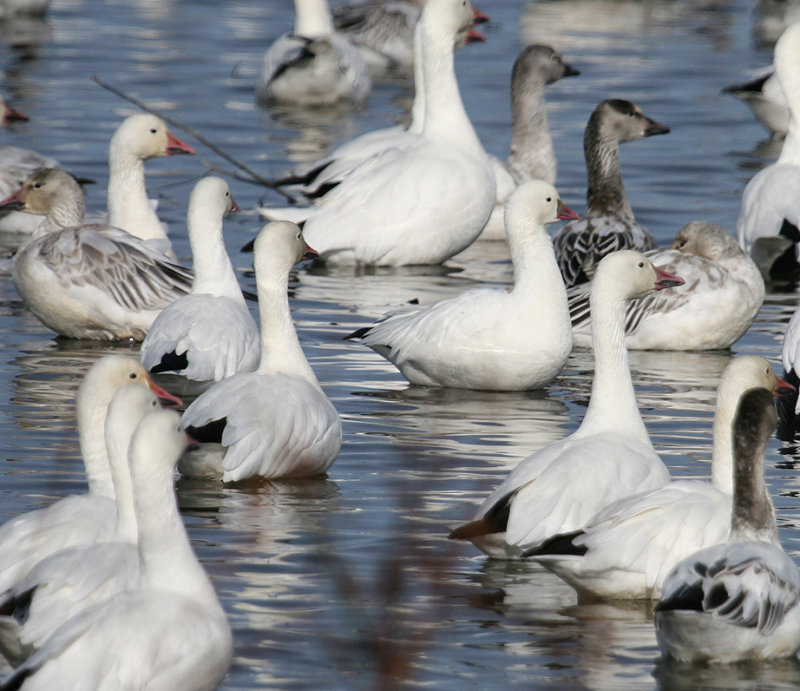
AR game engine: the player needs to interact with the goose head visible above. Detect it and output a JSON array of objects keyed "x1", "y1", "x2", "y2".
[
  {"x1": 188, "y1": 176, "x2": 241, "y2": 225},
  {"x1": 422, "y1": 0, "x2": 477, "y2": 40},
  {"x1": 253, "y1": 221, "x2": 317, "y2": 275},
  {"x1": 109, "y1": 113, "x2": 196, "y2": 162},
  {"x1": 671, "y1": 221, "x2": 741, "y2": 261},
  {"x1": 129, "y1": 408, "x2": 192, "y2": 478},
  {"x1": 592, "y1": 249, "x2": 684, "y2": 302},
  {"x1": 589, "y1": 99, "x2": 670, "y2": 144},
  {"x1": 718, "y1": 356, "x2": 795, "y2": 408},
  {"x1": 774, "y1": 21, "x2": 800, "y2": 113},
  {"x1": 513, "y1": 45, "x2": 580, "y2": 88},
  {"x1": 0, "y1": 167, "x2": 84, "y2": 218},
  {"x1": 79, "y1": 355, "x2": 183, "y2": 411},
  {"x1": 504, "y1": 179, "x2": 578, "y2": 233}
]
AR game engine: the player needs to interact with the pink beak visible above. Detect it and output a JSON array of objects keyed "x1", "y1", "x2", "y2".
[
  {"x1": 775, "y1": 375, "x2": 796, "y2": 397},
  {"x1": 303, "y1": 242, "x2": 318, "y2": 261},
  {"x1": 0, "y1": 187, "x2": 25, "y2": 210},
  {"x1": 3, "y1": 105, "x2": 28, "y2": 124},
  {"x1": 557, "y1": 200, "x2": 580, "y2": 221},
  {"x1": 165, "y1": 131, "x2": 196, "y2": 156},
  {"x1": 653, "y1": 266, "x2": 684, "y2": 290},
  {"x1": 146, "y1": 376, "x2": 183, "y2": 408}
]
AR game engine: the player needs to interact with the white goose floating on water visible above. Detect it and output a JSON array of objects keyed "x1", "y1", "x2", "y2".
[
  {"x1": 654, "y1": 387, "x2": 800, "y2": 663},
  {"x1": 567, "y1": 222, "x2": 765, "y2": 351},
  {"x1": 551, "y1": 98, "x2": 670, "y2": 287},
  {"x1": 1, "y1": 408, "x2": 233, "y2": 690},
  {"x1": 525, "y1": 356, "x2": 793, "y2": 601},
  {"x1": 267, "y1": 0, "x2": 482, "y2": 205},
  {"x1": 737, "y1": 21, "x2": 800, "y2": 280},
  {"x1": 346, "y1": 180, "x2": 578, "y2": 390},
  {"x1": 256, "y1": 0, "x2": 371, "y2": 107},
  {"x1": 448, "y1": 250, "x2": 683, "y2": 559},
  {"x1": 480, "y1": 44, "x2": 579, "y2": 241},
  {"x1": 0, "y1": 167, "x2": 194, "y2": 341},
  {"x1": 0, "y1": 356, "x2": 180, "y2": 597},
  {"x1": 140, "y1": 177, "x2": 259, "y2": 383},
  {"x1": 0, "y1": 384, "x2": 161, "y2": 666},
  {"x1": 260, "y1": 0, "x2": 495, "y2": 267},
  {"x1": 181, "y1": 221, "x2": 342, "y2": 483}
]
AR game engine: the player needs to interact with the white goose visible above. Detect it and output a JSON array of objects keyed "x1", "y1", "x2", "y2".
[
  {"x1": 0, "y1": 355, "x2": 180, "y2": 596},
  {"x1": 266, "y1": 0, "x2": 481, "y2": 205},
  {"x1": 261, "y1": 0, "x2": 495, "y2": 267},
  {"x1": 737, "y1": 21, "x2": 800, "y2": 280},
  {"x1": 1, "y1": 409, "x2": 233, "y2": 690},
  {"x1": 1, "y1": 167, "x2": 195, "y2": 341},
  {"x1": 525, "y1": 356, "x2": 793, "y2": 601},
  {"x1": 181, "y1": 221, "x2": 342, "y2": 482},
  {"x1": 448, "y1": 250, "x2": 682, "y2": 559},
  {"x1": 106, "y1": 113, "x2": 196, "y2": 258},
  {"x1": 723, "y1": 66, "x2": 789, "y2": 138},
  {"x1": 551, "y1": 99, "x2": 670, "y2": 287},
  {"x1": 256, "y1": 0, "x2": 371, "y2": 107},
  {"x1": 654, "y1": 387, "x2": 800, "y2": 663},
  {"x1": 140, "y1": 177, "x2": 259, "y2": 382},
  {"x1": 778, "y1": 308, "x2": 800, "y2": 439},
  {"x1": 480, "y1": 44, "x2": 579, "y2": 241},
  {"x1": 346, "y1": 180, "x2": 578, "y2": 390},
  {"x1": 0, "y1": 385, "x2": 160, "y2": 666},
  {"x1": 568, "y1": 222, "x2": 765, "y2": 350}
]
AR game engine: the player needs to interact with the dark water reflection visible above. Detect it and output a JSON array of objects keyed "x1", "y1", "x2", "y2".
[{"x1": 0, "y1": 0, "x2": 798, "y2": 688}]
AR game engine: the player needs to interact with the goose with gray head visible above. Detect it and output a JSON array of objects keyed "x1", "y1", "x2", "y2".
[
  {"x1": 181, "y1": 221, "x2": 342, "y2": 482},
  {"x1": 0, "y1": 356, "x2": 180, "y2": 597},
  {"x1": 0, "y1": 167, "x2": 195, "y2": 341},
  {"x1": 737, "y1": 21, "x2": 800, "y2": 280},
  {"x1": 551, "y1": 99, "x2": 670, "y2": 287},
  {"x1": 448, "y1": 250, "x2": 683, "y2": 558},
  {"x1": 260, "y1": 0, "x2": 495, "y2": 267},
  {"x1": 346, "y1": 180, "x2": 578, "y2": 390},
  {"x1": 479, "y1": 44, "x2": 579, "y2": 241},
  {"x1": 256, "y1": 0, "x2": 371, "y2": 107},
  {"x1": 526, "y1": 357, "x2": 794, "y2": 601},
  {"x1": 654, "y1": 387, "x2": 800, "y2": 663},
  {"x1": 0, "y1": 384, "x2": 162, "y2": 666},
  {"x1": 140, "y1": 177, "x2": 259, "y2": 383},
  {"x1": 568, "y1": 222, "x2": 765, "y2": 350},
  {"x1": 1, "y1": 408, "x2": 232, "y2": 690}
]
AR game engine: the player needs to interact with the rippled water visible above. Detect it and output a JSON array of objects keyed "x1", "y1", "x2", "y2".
[{"x1": 0, "y1": 0, "x2": 799, "y2": 688}]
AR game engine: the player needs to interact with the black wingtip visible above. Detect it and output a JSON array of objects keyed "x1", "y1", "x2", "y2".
[
  {"x1": 655, "y1": 581, "x2": 705, "y2": 613},
  {"x1": 148, "y1": 351, "x2": 189, "y2": 375},
  {"x1": 344, "y1": 326, "x2": 371, "y2": 341},
  {"x1": 523, "y1": 530, "x2": 587, "y2": 558},
  {"x1": 185, "y1": 417, "x2": 228, "y2": 444}
]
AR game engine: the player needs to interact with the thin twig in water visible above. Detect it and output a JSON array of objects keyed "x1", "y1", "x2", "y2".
[{"x1": 90, "y1": 74, "x2": 298, "y2": 204}]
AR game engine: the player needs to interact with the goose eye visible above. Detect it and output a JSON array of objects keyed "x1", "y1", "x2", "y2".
[
  {"x1": 150, "y1": 128, "x2": 157, "y2": 134},
  {"x1": 637, "y1": 262, "x2": 644, "y2": 268},
  {"x1": 128, "y1": 372, "x2": 139, "y2": 380},
  {"x1": 546, "y1": 197, "x2": 552, "y2": 203},
  {"x1": 33, "y1": 182, "x2": 42, "y2": 189}
]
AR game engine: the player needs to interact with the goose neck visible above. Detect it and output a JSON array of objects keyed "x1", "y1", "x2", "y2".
[
  {"x1": 256, "y1": 270, "x2": 320, "y2": 387},
  {"x1": 293, "y1": 0, "x2": 334, "y2": 37},
  {"x1": 581, "y1": 289, "x2": 647, "y2": 437},
  {"x1": 508, "y1": 223, "x2": 563, "y2": 298},
  {"x1": 418, "y1": 16, "x2": 483, "y2": 155},
  {"x1": 107, "y1": 148, "x2": 162, "y2": 242},
  {"x1": 407, "y1": 23, "x2": 425, "y2": 135},
  {"x1": 508, "y1": 82, "x2": 554, "y2": 182},
  {"x1": 105, "y1": 427, "x2": 138, "y2": 543},
  {"x1": 711, "y1": 395, "x2": 736, "y2": 494},
  {"x1": 730, "y1": 450, "x2": 778, "y2": 544},
  {"x1": 188, "y1": 216, "x2": 244, "y2": 300},
  {"x1": 584, "y1": 126, "x2": 632, "y2": 218},
  {"x1": 76, "y1": 398, "x2": 115, "y2": 499}
]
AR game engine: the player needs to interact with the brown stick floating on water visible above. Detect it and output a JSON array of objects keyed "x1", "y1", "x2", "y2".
[{"x1": 90, "y1": 74, "x2": 298, "y2": 204}]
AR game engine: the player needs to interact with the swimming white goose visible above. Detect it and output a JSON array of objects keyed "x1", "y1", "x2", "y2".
[
  {"x1": 1, "y1": 408, "x2": 233, "y2": 690},
  {"x1": 654, "y1": 387, "x2": 800, "y2": 663},
  {"x1": 448, "y1": 250, "x2": 683, "y2": 559},
  {"x1": 260, "y1": 0, "x2": 495, "y2": 267},
  {"x1": 1, "y1": 167, "x2": 194, "y2": 340},
  {"x1": 525, "y1": 356, "x2": 793, "y2": 601},
  {"x1": 256, "y1": 0, "x2": 371, "y2": 107},
  {"x1": 0, "y1": 384, "x2": 161, "y2": 666},
  {"x1": 737, "y1": 21, "x2": 800, "y2": 280},
  {"x1": 140, "y1": 177, "x2": 259, "y2": 382},
  {"x1": 479, "y1": 44, "x2": 579, "y2": 241},
  {"x1": 106, "y1": 113, "x2": 196, "y2": 258},
  {"x1": 567, "y1": 222, "x2": 765, "y2": 350},
  {"x1": 723, "y1": 66, "x2": 789, "y2": 138},
  {"x1": 551, "y1": 99, "x2": 670, "y2": 287},
  {"x1": 0, "y1": 355, "x2": 180, "y2": 597},
  {"x1": 181, "y1": 221, "x2": 342, "y2": 482},
  {"x1": 267, "y1": 0, "x2": 481, "y2": 204},
  {"x1": 346, "y1": 180, "x2": 578, "y2": 390}
]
